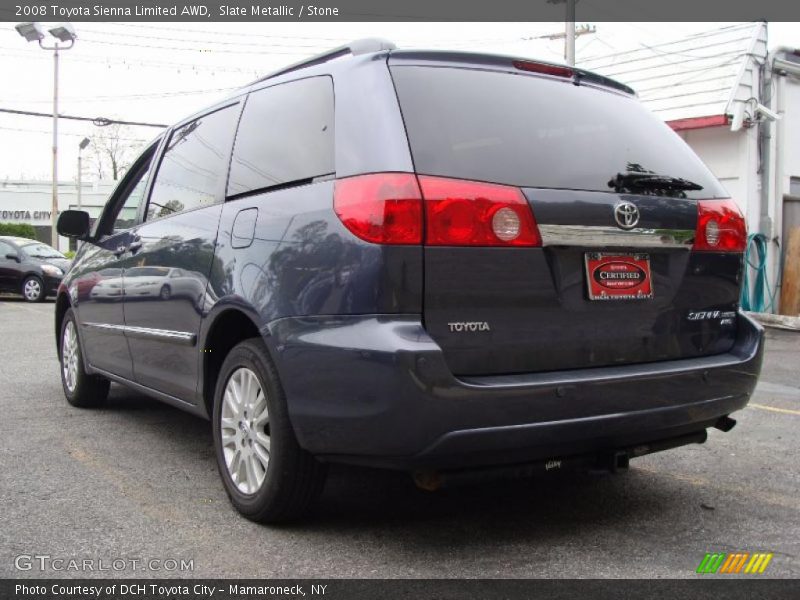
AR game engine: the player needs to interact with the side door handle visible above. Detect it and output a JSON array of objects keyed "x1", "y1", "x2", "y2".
[{"x1": 113, "y1": 245, "x2": 128, "y2": 258}]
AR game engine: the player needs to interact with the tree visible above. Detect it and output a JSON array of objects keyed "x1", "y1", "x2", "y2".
[
  {"x1": 89, "y1": 123, "x2": 143, "y2": 181},
  {"x1": 0, "y1": 222, "x2": 37, "y2": 239}
]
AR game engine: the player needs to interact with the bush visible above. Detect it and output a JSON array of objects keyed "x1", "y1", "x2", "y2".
[{"x1": 0, "y1": 222, "x2": 37, "y2": 240}]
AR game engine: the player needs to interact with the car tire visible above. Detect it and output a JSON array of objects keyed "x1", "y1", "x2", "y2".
[
  {"x1": 22, "y1": 275, "x2": 45, "y2": 302},
  {"x1": 212, "y1": 338, "x2": 327, "y2": 523},
  {"x1": 59, "y1": 308, "x2": 110, "y2": 408},
  {"x1": 160, "y1": 285, "x2": 171, "y2": 300}
]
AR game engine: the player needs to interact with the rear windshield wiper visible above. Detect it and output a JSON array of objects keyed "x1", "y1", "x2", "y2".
[{"x1": 608, "y1": 172, "x2": 703, "y2": 192}]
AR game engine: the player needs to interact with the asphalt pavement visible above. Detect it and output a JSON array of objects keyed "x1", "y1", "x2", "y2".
[{"x1": 0, "y1": 298, "x2": 798, "y2": 578}]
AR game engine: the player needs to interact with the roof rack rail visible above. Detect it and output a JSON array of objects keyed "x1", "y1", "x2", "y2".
[{"x1": 249, "y1": 38, "x2": 396, "y2": 86}]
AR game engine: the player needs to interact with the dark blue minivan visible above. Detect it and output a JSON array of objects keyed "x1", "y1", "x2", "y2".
[{"x1": 55, "y1": 39, "x2": 764, "y2": 522}]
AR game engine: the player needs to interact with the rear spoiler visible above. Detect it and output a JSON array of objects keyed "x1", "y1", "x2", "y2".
[{"x1": 389, "y1": 49, "x2": 636, "y2": 96}]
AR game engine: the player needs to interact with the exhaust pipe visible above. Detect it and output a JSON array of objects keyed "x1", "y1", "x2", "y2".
[
  {"x1": 714, "y1": 415, "x2": 737, "y2": 433},
  {"x1": 413, "y1": 470, "x2": 443, "y2": 492}
]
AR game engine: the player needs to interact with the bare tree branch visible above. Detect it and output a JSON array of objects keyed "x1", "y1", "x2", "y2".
[{"x1": 90, "y1": 123, "x2": 143, "y2": 181}]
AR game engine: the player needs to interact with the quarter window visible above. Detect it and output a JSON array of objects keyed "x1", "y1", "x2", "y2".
[
  {"x1": 147, "y1": 104, "x2": 240, "y2": 220},
  {"x1": 228, "y1": 77, "x2": 335, "y2": 197}
]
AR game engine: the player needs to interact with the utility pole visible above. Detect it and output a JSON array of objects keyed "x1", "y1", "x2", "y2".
[
  {"x1": 565, "y1": 0, "x2": 576, "y2": 65},
  {"x1": 545, "y1": 0, "x2": 594, "y2": 66}
]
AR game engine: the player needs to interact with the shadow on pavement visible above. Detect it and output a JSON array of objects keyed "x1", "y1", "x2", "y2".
[{"x1": 98, "y1": 383, "x2": 673, "y2": 537}]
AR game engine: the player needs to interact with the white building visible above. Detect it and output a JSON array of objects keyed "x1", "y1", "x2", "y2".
[
  {"x1": 0, "y1": 179, "x2": 117, "y2": 250},
  {"x1": 580, "y1": 22, "x2": 800, "y2": 311}
]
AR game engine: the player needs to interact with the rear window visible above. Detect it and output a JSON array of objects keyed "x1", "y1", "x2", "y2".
[{"x1": 391, "y1": 66, "x2": 726, "y2": 199}]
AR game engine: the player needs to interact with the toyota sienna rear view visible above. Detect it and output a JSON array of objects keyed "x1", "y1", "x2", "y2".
[{"x1": 54, "y1": 39, "x2": 764, "y2": 522}]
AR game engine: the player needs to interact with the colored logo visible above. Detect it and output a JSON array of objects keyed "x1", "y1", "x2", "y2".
[{"x1": 696, "y1": 552, "x2": 773, "y2": 574}]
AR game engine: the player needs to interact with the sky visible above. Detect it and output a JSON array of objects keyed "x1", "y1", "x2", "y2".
[{"x1": 0, "y1": 20, "x2": 797, "y2": 181}]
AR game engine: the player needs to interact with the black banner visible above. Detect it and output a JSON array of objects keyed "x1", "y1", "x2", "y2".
[
  {"x1": 1, "y1": 0, "x2": 800, "y2": 22},
  {"x1": 3, "y1": 579, "x2": 800, "y2": 600}
]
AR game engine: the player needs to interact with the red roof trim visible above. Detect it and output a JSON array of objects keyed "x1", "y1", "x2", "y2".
[{"x1": 667, "y1": 115, "x2": 729, "y2": 132}]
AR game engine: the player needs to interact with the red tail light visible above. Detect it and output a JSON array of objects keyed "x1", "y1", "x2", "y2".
[
  {"x1": 334, "y1": 173, "x2": 423, "y2": 245},
  {"x1": 334, "y1": 173, "x2": 541, "y2": 247},
  {"x1": 693, "y1": 199, "x2": 747, "y2": 252},
  {"x1": 419, "y1": 176, "x2": 541, "y2": 247}
]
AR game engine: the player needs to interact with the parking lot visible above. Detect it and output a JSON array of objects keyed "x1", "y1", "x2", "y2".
[{"x1": 0, "y1": 298, "x2": 798, "y2": 578}]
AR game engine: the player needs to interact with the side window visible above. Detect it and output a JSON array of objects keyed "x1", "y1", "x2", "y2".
[
  {"x1": 147, "y1": 104, "x2": 239, "y2": 220},
  {"x1": 111, "y1": 161, "x2": 152, "y2": 233},
  {"x1": 0, "y1": 241, "x2": 14, "y2": 258},
  {"x1": 228, "y1": 76, "x2": 334, "y2": 197}
]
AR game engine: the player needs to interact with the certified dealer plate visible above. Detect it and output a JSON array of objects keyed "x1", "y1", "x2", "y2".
[{"x1": 585, "y1": 253, "x2": 653, "y2": 301}]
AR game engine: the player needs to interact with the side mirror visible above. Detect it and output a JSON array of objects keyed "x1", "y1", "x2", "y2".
[
  {"x1": 57, "y1": 210, "x2": 91, "y2": 240},
  {"x1": 5, "y1": 252, "x2": 19, "y2": 262}
]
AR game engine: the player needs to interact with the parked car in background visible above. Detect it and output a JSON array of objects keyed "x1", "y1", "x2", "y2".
[
  {"x1": 124, "y1": 266, "x2": 207, "y2": 302},
  {"x1": 0, "y1": 236, "x2": 70, "y2": 302},
  {"x1": 54, "y1": 40, "x2": 763, "y2": 524},
  {"x1": 72, "y1": 268, "x2": 121, "y2": 302}
]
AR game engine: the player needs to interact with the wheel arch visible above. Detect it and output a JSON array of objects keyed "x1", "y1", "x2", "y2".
[
  {"x1": 21, "y1": 271, "x2": 44, "y2": 289},
  {"x1": 54, "y1": 290, "x2": 72, "y2": 350},
  {"x1": 199, "y1": 306, "x2": 265, "y2": 420}
]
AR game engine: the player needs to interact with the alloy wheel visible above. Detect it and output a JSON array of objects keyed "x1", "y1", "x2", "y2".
[
  {"x1": 220, "y1": 367, "x2": 270, "y2": 494},
  {"x1": 62, "y1": 320, "x2": 79, "y2": 393}
]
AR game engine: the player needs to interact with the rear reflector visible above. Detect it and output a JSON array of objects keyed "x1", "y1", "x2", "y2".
[
  {"x1": 334, "y1": 173, "x2": 423, "y2": 245},
  {"x1": 512, "y1": 60, "x2": 573, "y2": 79},
  {"x1": 419, "y1": 176, "x2": 541, "y2": 247},
  {"x1": 693, "y1": 199, "x2": 746, "y2": 252}
]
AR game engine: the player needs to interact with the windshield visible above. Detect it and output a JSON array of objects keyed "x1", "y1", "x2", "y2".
[
  {"x1": 390, "y1": 66, "x2": 727, "y2": 199},
  {"x1": 21, "y1": 243, "x2": 65, "y2": 259}
]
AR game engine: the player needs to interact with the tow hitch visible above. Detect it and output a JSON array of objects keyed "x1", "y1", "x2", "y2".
[{"x1": 412, "y1": 429, "x2": 709, "y2": 491}]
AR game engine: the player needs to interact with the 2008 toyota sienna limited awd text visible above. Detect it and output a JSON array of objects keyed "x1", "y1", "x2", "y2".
[{"x1": 54, "y1": 39, "x2": 764, "y2": 523}]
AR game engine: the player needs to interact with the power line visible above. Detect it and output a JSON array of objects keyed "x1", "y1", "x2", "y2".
[
  {"x1": 1, "y1": 86, "x2": 239, "y2": 105},
  {"x1": 595, "y1": 48, "x2": 751, "y2": 78},
  {"x1": 105, "y1": 21, "x2": 529, "y2": 46},
  {"x1": 78, "y1": 27, "x2": 343, "y2": 50},
  {"x1": 106, "y1": 21, "x2": 350, "y2": 43},
  {"x1": 0, "y1": 108, "x2": 168, "y2": 128},
  {"x1": 0, "y1": 125, "x2": 148, "y2": 142},
  {"x1": 580, "y1": 23, "x2": 754, "y2": 63},
  {"x1": 0, "y1": 45, "x2": 262, "y2": 74},
  {"x1": 2, "y1": 26, "x2": 546, "y2": 57},
  {"x1": 77, "y1": 36, "x2": 322, "y2": 56}
]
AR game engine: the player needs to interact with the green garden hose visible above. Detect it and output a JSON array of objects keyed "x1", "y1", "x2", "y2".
[{"x1": 740, "y1": 233, "x2": 779, "y2": 313}]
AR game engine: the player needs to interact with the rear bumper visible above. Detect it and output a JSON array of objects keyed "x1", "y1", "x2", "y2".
[{"x1": 268, "y1": 312, "x2": 764, "y2": 470}]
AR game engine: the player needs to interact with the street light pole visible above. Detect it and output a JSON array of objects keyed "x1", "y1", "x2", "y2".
[
  {"x1": 52, "y1": 43, "x2": 59, "y2": 249},
  {"x1": 15, "y1": 22, "x2": 76, "y2": 251},
  {"x1": 77, "y1": 138, "x2": 90, "y2": 212}
]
